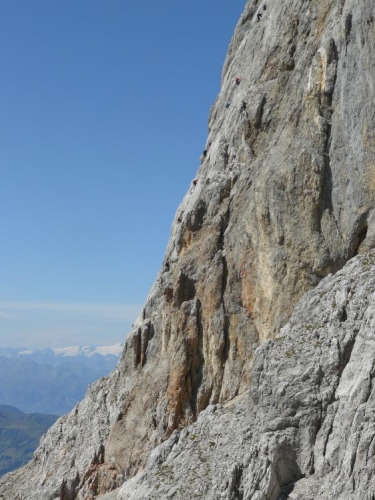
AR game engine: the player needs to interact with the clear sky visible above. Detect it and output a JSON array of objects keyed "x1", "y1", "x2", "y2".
[{"x1": 0, "y1": 1, "x2": 246, "y2": 349}]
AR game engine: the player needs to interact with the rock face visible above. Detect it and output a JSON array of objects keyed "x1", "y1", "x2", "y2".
[
  {"x1": 1, "y1": 0, "x2": 375, "y2": 498},
  {"x1": 99, "y1": 251, "x2": 375, "y2": 500}
]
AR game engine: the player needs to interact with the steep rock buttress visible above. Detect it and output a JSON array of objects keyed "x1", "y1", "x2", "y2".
[
  {"x1": 1, "y1": 0, "x2": 375, "y2": 498},
  {"x1": 100, "y1": 251, "x2": 375, "y2": 500}
]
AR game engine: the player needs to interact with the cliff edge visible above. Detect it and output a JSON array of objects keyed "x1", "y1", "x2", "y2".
[{"x1": 1, "y1": 0, "x2": 375, "y2": 498}]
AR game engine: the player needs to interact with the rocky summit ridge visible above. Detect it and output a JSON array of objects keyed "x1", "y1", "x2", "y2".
[{"x1": 1, "y1": 0, "x2": 375, "y2": 498}]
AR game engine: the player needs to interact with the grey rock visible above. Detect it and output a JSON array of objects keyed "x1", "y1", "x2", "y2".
[
  {"x1": 99, "y1": 251, "x2": 375, "y2": 499},
  {"x1": 2, "y1": 0, "x2": 375, "y2": 498}
]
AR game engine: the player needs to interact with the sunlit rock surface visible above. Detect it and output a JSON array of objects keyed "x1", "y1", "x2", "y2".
[
  {"x1": 1, "y1": 0, "x2": 375, "y2": 498},
  {"x1": 100, "y1": 252, "x2": 375, "y2": 500}
]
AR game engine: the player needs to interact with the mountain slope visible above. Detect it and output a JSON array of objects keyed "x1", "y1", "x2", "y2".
[
  {"x1": 0, "y1": 346, "x2": 121, "y2": 415},
  {"x1": 0, "y1": 405, "x2": 57, "y2": 477},
  {"x1": 0, "y1": 357, "x2": 106, "y2": 415},
  {"x1": 1, "y1": 0, "x2": 375, "y2": 498}
]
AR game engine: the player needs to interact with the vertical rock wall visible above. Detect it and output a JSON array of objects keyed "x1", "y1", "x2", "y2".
[
  {"x1": 1, "y1": 0, "x2": 375, "y2": 498},
  {"x1": 102, "y1": 251, "x2": 375, "y2": 500}
]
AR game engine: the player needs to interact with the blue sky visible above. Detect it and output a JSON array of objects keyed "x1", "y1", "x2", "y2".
[{"x1": 0, "y1": 1, "x2": 246, "y2": 348}]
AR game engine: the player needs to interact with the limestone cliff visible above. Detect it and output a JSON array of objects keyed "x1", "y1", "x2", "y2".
[
  {"x1": 100, "y1": 251, "x2": 375, "y2": 500},
  {"x1": 1, "y1": 0, "x2": 375, "y2": 498}
]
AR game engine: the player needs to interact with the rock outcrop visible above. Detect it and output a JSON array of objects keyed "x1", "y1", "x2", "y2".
[
  {"x1": 1, "y1": 0, "x2": 375, "y2": 498},
  {"x1": 99, "y1": 251, "x2": 375, "y2": 500}
]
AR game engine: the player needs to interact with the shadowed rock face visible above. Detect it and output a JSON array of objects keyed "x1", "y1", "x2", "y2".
[{"x1": 1, "y1": 0, "x2": 375, "y2": 498}]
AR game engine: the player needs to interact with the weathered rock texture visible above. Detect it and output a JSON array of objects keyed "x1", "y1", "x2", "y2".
[
  {"x1": 99, "y1": 251, "x2": 375, "y2": 500},
  {"x1": 1, "y1": 0, "x2": 375, "y2": 498}
]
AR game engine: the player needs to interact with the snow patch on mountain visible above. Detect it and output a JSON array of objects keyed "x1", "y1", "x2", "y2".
[
  {"x1": 12, "y1": 343, "x2": 123, "y2": 359},
  {"x1": 51, "y1": 343, "x2": 124, "y2": 358}
]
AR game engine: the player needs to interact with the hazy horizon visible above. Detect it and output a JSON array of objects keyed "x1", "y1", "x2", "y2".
[{"x1": 0, "y1": 301, "x2": 142, "y2": 349}]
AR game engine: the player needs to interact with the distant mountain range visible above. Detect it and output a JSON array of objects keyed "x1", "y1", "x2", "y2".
[
  {"x1": 0, "y1": 342, "x2": 123, "y2": 360},
  {"x1": 0, "y1": 343, "x2": 123, "y2": 415},
  {"x1": 0, "y1": 405, "x2": 58, "y2": 477}
]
